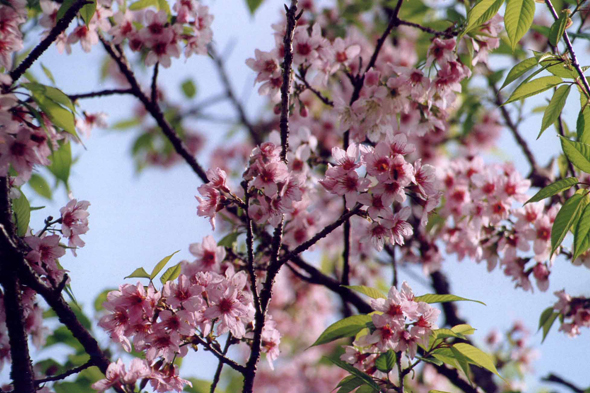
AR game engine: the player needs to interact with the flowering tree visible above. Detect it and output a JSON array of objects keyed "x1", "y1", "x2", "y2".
[{"x1": 1, "y1": 0, "x2": 590, "y2": 391}]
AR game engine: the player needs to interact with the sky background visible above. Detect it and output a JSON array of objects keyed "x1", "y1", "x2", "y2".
[{"x1": 4, "y1": 0, "x2": 590, "y2": 391}]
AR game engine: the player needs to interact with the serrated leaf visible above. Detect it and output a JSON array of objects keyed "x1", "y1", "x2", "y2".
[
  {"x1": 549, "y1": 9, "x2": 570, "y2": 47},
  {"x1": 463, "y1": 0, "x2": 505, "y2": 35},
  {"x1": 246, "y1": 0, "x2": 263, "y2": 14},
  {"x1": 453, "y1": 343, "x2": 503, "y2": 379},
  {"x1": 525, "y1": 177, "x2": 578, "y2": 204},
  {"x1": 160, "y1": 262, "x2": 182, "y2": 284},
  {"x1": 48, "y1": 142, "x2": 72, "y2": 186},
  {"x1": 551, "y1": 193, "x2": 586, "y2": 257},
  {"x1": 577, "y1": 107, "x2": 590, "y2": 144},
  {"x1": 150, "y1": 250, "x2": 180, "y2": 279},
  {"x1": 80, "y1": 0, "x2": 96, "y2": 24},
  {"x1": 124, "y1": 267, "x2": 150, "y2": 279},
  {"x1": 505, "y1": 0, "x2": 535, "y2": 51},
  {"x1": 539, "y1": 84, "x2": 571, "y2": 138},
  {"x1": 561, "y1": 136, "x2": 590, "y2": 173},
  {"x1": 312, "y1": 315, "x2": 373, "y2": 346},
  {"x1": 573, "y1": 203, "x2": 590, "y2": 259},
  {"x1": 375, "y1": 350, "x2": 396, "y2": 373},
  {"x1": 181, "y1": 79, "x2": 197, "y2": 98},
  {"x1": 504, "y1": 76, "x2": 563, "y2": 104},
  {"x1": 323, "y1": 357, "x2": 381, "y2": 391},
  {"x1": 335, "y1": 376, "x2": 365, "y2": 393},
  {"x1": 414, "y1": 294, "x2": 486, "y2": 306},
  {"x1": 451, "y1": 324, "x2": 476, "y2": 335},
  {"x1": 342, "y1": 285, "x2": 386, "y2": 299},
  {"x1": 28, "y1": 173, "x2": 52, "y2": 200},
  {"x1": 12, "y1": 191, "x2": 30, "y2": 237},
  {"x1": 500, "y1": 57, "x2": 539, "y2": 90}
]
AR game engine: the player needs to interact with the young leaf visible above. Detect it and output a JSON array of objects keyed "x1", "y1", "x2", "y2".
[
  {"x1": 246, "y1": 0, "x2": 264, "y2": 14},
  {"x1": 551, "y1": 193, "x2": 586, "y2": 257},
  {"x1": 540, "y1": 310, "x2": 559, "y2": 342},
  {"x1": 450, "y1": 347, "x2": 473, "y2": 383},
  {"x1": 538, "y1": 306, "x2": 555, "y2": 330},
  {"x1": 505, "y1": 0, "x2": 535, "y2": 51},
  {"x1": 55, "y1": 0, "x2": 74, "y2": 21},
  {"x1": 539, "y1": 84, "x2": 571, "y2": 138},
  {"x1": 28, "y1": 173, "x2": 52, "y2": 200},
  {"x1": 504, "y1": 76, "x2": 563, "y2": 104},
  {"x1": 342, "y1": 285, "x2": 386, "y2": 299},
  {"x1": 80, "y1": 0, "x2": 97, "y2": 25},
  {"x1": 577, "y1": 107, "x2": 590, "y2": 144},
  {"x1": 375, "y1": 350, "x2": 396, "y2": 373},
  {"x1": 181, "y1": 79, "x2": 197, "y2": 98},
  {"x1": 160, "y1": 263, "x2": 182, "y2": 284},
  {"x1": 312, "y1": 315, "x2": 373, "y2": 346},
  {"x1": 218, "y1": 232, "x2": 241, "y2": 248},
  {"x1": 500, "y1": 57, "x2": 538, "y2": 90},
  {"x1": 560, "y1": 137, "x2": 590, "y2": 173},
  {"x1": 549, "y1": 9, "x2": 571, "y2": 47},
  {"x1": 12, "y1": 191, "x2": 30, "y2": 237},
  {"x1": 525, "y1": 177, "x2": 578, "y2": 204},
  {"x1": 48, "y1": 142, "x2": 72, "y2": 186},
  {"x1": 128, "y1": 0, "x2": 157, "y2": 10},
  {"x1": 451, "y1": 324, "x2": 477, "y2": 335},
  {"x1": 124, "y1": 267, "x2": 150, "y2": 279},
  {"x1": 335, "y1": 376, "x2": 365, "y2": 393},
  {"x1": 463, "y1": 0, "x2": 505, "y2": 35},
  {"x1": 573, "y1": 203, "x2": 590, "y2": 259},
  {"x1": 414, "y1": 294, "x2": 486, "y2": 306},
  {"x1": 432, "y1": 328, "x2": 467, "y2": 340},
  {"x1": 150, "y1": 250, "x2": 180, "y2": 279},
  {"x1": 453, "y1": 343, "x2": 504, "y2": 379},
  {"x1": 40, "y1": 63, "x2": 56, "y2": 85}
]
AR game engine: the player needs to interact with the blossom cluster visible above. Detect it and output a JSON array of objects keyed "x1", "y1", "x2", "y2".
[
  {"x1": 97, "y1": 236, "x2": 282, "y2": 392},
  {"x1": 434, "y1": 156, "x2": 557, "y2": 292},
  {"x1": 39, "y1": 0, "x2": 213, "y2": 67},
  {"x1": 341, "y1": 282, "x2": 440, "y2": 374},
  {"x1": 0, "y1": 0, "x2": 26, "y2": 70},
  {"x1": 553, "y1": 290, "x2": 590, "y2": 337}
]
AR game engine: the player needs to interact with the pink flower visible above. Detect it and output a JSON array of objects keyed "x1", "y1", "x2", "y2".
[
  {"x1": 60, "y1": 199, "x2": 90, "y2": 251},
  {"x1": 92, "y1": 359, "x2": 125, "y2": 392},
  {"x1": 187, "y1": 235, "x2": 226, "y2": 272}
]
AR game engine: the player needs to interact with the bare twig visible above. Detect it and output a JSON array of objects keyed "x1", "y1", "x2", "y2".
[
  {"x1": 542, "y1": 373, "x2": 585, "y2": 393},
  {"x1": 68, "y1": 89, "x2": 134, "y2": 101},
  {"x1": 295, "y1": 73, "x2": 334, "y2": 107},
  {"x1": 397, "y1": 20, "x2": 457, "y2": 37},
  {"x1": 35, "y1": 360, "x2": 95, "y2": 386},
  {"x1": 191, "y1": 335, "x2": 247, "y2": 374},
  {"x1": 210, "y1": 336, "x2": 233, "y2": 393},
  {"x1": 151, "y1": 62, "x2": 159, "y2": 104}
]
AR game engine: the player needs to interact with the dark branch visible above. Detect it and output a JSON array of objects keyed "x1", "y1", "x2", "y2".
[
  {"x1": 68, "y1": 89, "x2": 134, "y2": 101},
  {"x1": 35, "y1": 360, "x2": 95, "y2": 386},
  {"x1": 542, "y1": 373, "x2": 585, "y2": 393},
  {"x1": 151, "y1": 62, "x2": 159, "y2": 104}
]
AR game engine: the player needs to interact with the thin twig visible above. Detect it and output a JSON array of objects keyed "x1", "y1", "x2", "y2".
[
  {"x1": 151, "y1": 62, "x2": 159, "y2": 104},
  {"x1": 191, "y1": 335, "x2": 247, "y2": 374},
  {"x1": 35, "y1": 360, "x2": 95, "y2": 386},
  {"x1": 68, "y1": 89, "x2": 134, "y2": 101},
  {"x1": 210, "y1": 336, "x2": 233, "y2": 393},
  {"x1": 397, "y1": 20, "x2": 457, "y2": 37},
  {"x1": 295, "y1": 73, "x2": 334, "y2": 107},
  {"x1": 542, "y1": 373, "x2": 584, "y2": 393}
]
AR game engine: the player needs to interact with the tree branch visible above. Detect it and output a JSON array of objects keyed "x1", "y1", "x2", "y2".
[
  {"x1": 35, "y1": 359, "x2": 95, "y2": 386},
  {"x1": 151, "y1": 62, "x2": 159, "y2": 104},
  {"x1": 542, "y1": 373, "x2": 585, "y2": 393},
  {"x1": 191, "y1": 335, "x2": 246, "y2": 374},
  {"x1": 68, "y1": 89, "x2": 134, "y2": 101},
  {"x1": 9, "y1": 0, "x2": 91, "y2": 82}
]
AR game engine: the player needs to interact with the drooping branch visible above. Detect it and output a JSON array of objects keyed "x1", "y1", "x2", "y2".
[
  {"x1": 9, "y1": 0, "x2": 91, "y2": 82},
  {"x1": 100, "y1": 36, "x2": 210, "y2": 183}
]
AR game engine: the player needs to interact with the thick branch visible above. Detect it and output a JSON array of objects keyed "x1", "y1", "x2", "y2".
[
  {"x1": 9, "y1": 0, "x2": 90, "y2": 82},
  {"x1": 100, "y1": 37, "x2": 209, "y2": 183}
]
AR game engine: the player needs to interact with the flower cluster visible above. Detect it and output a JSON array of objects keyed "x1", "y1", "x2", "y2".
[
  {"x1": 0, "y1": 0, "x2": 26, "y2": 70},
  {"x1": 342, "y1": 282, "x2": 440, "y2": 372},
  {"x1": 434, "y1": 156, "x2": 557, "y2": 292},
  {"x1": 553, "y1": 290, "x2": 590, "y2": 337}
]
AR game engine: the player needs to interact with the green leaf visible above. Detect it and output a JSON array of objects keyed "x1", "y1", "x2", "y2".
[
  {"x1": 93, "y1": 288, "x2": 115, "y2": 312},
  {"x1": 128, "y1": 0, "x2": 157, "y2": 10},
  {"x1": 124, "y1": 267, "x2": 150, "y2": 279},
  {"x1": 451, "y1": 324, "x2": 477, "y2": 335},
  {"x1": 577, "y1": 107, "x2": 590, "y2": 144},
  {"x1": 504, "y1": 76, "x2": 563, "y2": 104},
  {"x1": 312, "y1": 315, "x2": 373, "y2": 346},
  {"x1": 414, "y1": 294, "x2": 486, "y2": 306},
  {"x1": 463, "y1": 0, "x2": 505, "y2": 35},
  {"x1": 156, "y1": 0, "x2": 170, "y2": 13},
  {"x1": 12, "y1": 191, "x2": 30, "y2": 237},
  {"x1": 160, "y1": 262, "x2": 182, "y2": 284},
  {"x1": 111, "y1": 118, "x2": 141, "y2": 130},
  {"x1": 505, "y1": 0, "x2": 535, "y2": 51},
  {"x1": 181, "y1": 79, "x2": 197, "y2": 98},
  {"x1": 525, "y1": 177, "x2": 578, "y2": 204},
  {"x1": 40, "y1": 63, "x2": 55, "y2": 85},
  {"x1": 375, "y1": 350, "x2": 396, "y2": 373},
  {"x1": 335, "y1": 376, "x2": 365, "y2": 393},
  {"x1": 218, "y1": 232, "x2": 241, "y2": 248},
  {"x1": 573, "y1": 203, "x2": 590, "y2": 259},
  {"x1": 23, "y1": 83, "x2": 76, "y2": 112},
  {"x1": 549, "y1": 9, "x2": 571, "y2": 47},
  {"x1": 184, "y1": 378, "x2": 224, "y2": 393},
  {"x1": 418, "y1": 356, "x2": 444, "y2": 366},
  {"x1": 342, "y1": 285, "x2": 386, "y2": 299},
  {"x1": 246, "y1": 0, "x2": 263, "y2": 14},
  {"x1": 453, "y1": 343, "x2": 503, "y2": 379},
  {"x1": 28, "y1": 173, "x2": 52, "y2": 200},
  {"x1": 323, "y1": 357, "x2": 381, "y2": 391},
  {"x1": 48, "y1": 142, "x2": 72, "y2": 186},
  {"x1": 538, "y1": 306, "x2": 555, "y2": 330},
  {"x1": 432, "y1": 328, "x2": 468, "y2": 341},
  {"x1": 80, "y1": 0, "x2": 96, "y2": 25},
  {"x1": 450, "y1": 346, "x2": 473, "y2": 383},
  {"x1": 551, "y1": 193, "x2": 587, "y2": 257},
  {"x1": 55, "y1": 0, "x2": 73, "y2": 21},
  {"x1": 538, "y1": 308, "x2": 559, "y2": 342},
  {"x1": 539, "y1": 84, "x2": 571, "y2": 138},
  {"x1": 148, "y1": 250, "x2": 180, "y2": 280},
  {"x1": 355, "y1": 385, "x2": 377, "y2": 393},
  {"x1": 561, "y1": 136, "x2": 590, "y2": 173}
]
